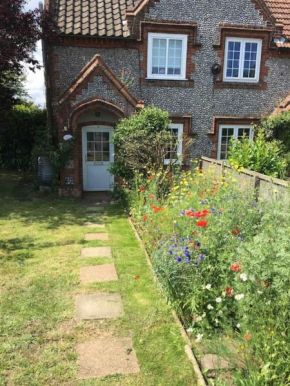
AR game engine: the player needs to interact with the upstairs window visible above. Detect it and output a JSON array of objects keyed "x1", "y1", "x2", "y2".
[
  {"x1": 218, "y1": 125, "x2": 253, "y2": 159},
  {"x1": 147, "y1": 33, "x2": 188, "y2": 80},
  {"x1": 164, "y1": 123, "x2": 183, "y2": 164},
  {"x1": 223, "y1": 38, "x2": 262, "y2": 83}
]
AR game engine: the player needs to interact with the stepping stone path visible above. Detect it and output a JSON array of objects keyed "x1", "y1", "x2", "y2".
[
  {"x1": 80, "y1": 264, "x2": 118, "y2": 284},
  {"x1": 84, "y1": 233, "x2": 109, "y2": 241},
  {"x1": 76, "y1": 338, "x2": 140, "y2": 380},
  {"x1": 75, "y1": 293, "x2": 124, "y2": 320},
  {"x1": 81, "y1": 246, "x2": 112, "y2": 258},
  {"x1": 84, "y1": 222, "x2": 105, "y2": 228},
  {"x1": 75, "y1": 204, "x2": 140, "y2": 379}
]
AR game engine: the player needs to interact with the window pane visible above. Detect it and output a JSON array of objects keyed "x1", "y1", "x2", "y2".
[
  {"x1": 103, "y1": 142, "x2": 109, "y2": 152},
  {"x1": 95, "y1": 152, "x2": 102, "y2": 161},
  {"x1": 226, "y1": 41, "x2": 240, "y2": 78},
  {"x1": 102, "y1": 132, "x2": 109, "y2": 141},
  {"x1": 167, "y1": 39, "x2": 182, "y2": 75},
  {"x1": 103, "y1": 152, "x2": 110, "y2": 161},
  {"x1": 238, "y1": 128, "x2": 250, "y2": 139},
  {"x1": 87, "y1": 132, "x2": 94, "y2": 141},
  {"x1": 87, "y1": 141, "x2": 94, "y2": 152},
  {"x1": 243, "y1": 42, "x2": 258, "y2": 78},
  {"x1": 94, "y1": 132, "x2": 102, "y2": 141},
  {"x1": 87, "y1": 152, "x2": 94, "y2": 162},
  {"x1": 152, "y1": 38, "x2": 167, "y2": 75},
  {"x1": 220, "y1": 128, "x2": 234, "y2": 159},
  {"x1": 165, "y1": 128, "x2": 180, "y2": 160}
]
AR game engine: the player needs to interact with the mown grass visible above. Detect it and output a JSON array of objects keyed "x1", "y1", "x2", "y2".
[{"x1": 0, "y1": 172, "x2": 197, "y2": 385}]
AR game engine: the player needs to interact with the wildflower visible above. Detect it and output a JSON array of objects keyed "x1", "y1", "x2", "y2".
[
  {"x1": 231, "y1": 227, "x2": 241, "y2": 235},
  {"x1": 194, "y1": 209, "x2": 210, "y2": 218},
  {"x1": 236, "y1": 323, "x2": 241, "y2": 329},
  {"x1": 205, "y1": 284, "x2": 211, "y2": 290},
  {"x1": 139, "y1": 187, "x2": 145, "y2": 192},
  {"x1": 234, "y1": 294, "x2": 244, "y2": 301},
  {"x1": 176, "y1": 257, "x2": 182, "y2": 263},
  {"x1": 215, "y1": 319, "x2": 219, "y2": 324},
  {"x1": 169, "y1": 250, "x2": 173, "y2": 255},
  {"x1": 257, "y1": 290, "x2": 263, "y2": 294},
  {"x1": 199, "y1": 254, "x2": 205, "y2": 261},
  {"x1": 238, "y1": 236, "x2": 243, "y2": 242},
  {"x1": 231, "y1": 262, "x2": 241, "y2": 272},
  {"x1": 244, "y1": 333, "x2": 252, "y2": 341},
  {"x1": 197, "y1": 220, "x2": 208, "y2": 227},
  {"x1": 226, "y1": 286, "x2": 233, "y2": 296},
  {"x1": 207, "y1": 304, "x2": 214, "y2": 310},
  {"x1": 240, "y1": 273, "x2": 248, "y2": 282},
  {"x1": 195, "y1": 333, "x2": 203, "y2": 343},
  {"x1": 149, "y1": 194, "x2": 155, "y2": 199},
  {"x1": 196, "y1": 316, "x2": 203, "y2": 322},
  {"x1": 134, "y1": 275, "x2": 140, "y2": 280},
  {"x1": 216, "y1": 297, "x2": 222, "y2": 303},
  {"x1": 186, "y1": 327, "x2": 193, "y2": 334},
  {"x1": 143, "y1": 215, "x2": 148, "y2": 221}
]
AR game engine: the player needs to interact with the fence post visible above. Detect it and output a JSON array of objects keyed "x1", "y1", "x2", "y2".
[
  {"x1": 221, "y1": 161, "x2": 225, "y2": 177},
  {"x1": 199, "y1": 157, "x2": 203, "y2": 171},
  {"x1": 254, "y1": 174, "x2": 261, "y2": 200}
]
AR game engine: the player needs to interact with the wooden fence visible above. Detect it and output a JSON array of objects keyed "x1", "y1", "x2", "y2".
[{"x1": 200, "y1": 156, "x2": 290, "y2": 202}]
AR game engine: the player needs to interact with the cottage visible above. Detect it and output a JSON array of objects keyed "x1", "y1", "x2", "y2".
[{"x1": 44, "y1": 0, "x2": 290, "y2": 196}]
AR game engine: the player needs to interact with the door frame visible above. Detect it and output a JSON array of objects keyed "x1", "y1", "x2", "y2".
[{"x1": 82, "y1": 125, "x2": 114, "y2": 191}]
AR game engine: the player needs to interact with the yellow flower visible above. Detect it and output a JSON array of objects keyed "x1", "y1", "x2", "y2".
[{"x1": 273, "y1": 190, "x2": 279, "y2": 194}]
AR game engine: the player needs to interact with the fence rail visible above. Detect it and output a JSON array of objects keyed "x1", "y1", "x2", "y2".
[{"x1": 200, "y1": 156, "x2": 290, "y2": 202}]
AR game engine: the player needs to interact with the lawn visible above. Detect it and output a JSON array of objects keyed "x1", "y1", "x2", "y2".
[{"x1": 0, "y1": 172, "x2": 197, "y2": 385}]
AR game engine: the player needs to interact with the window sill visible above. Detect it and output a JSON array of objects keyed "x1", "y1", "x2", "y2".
[
  {"x1": 214, "y1": 81, "x2": 264, "y2": 90},
  {"x1": 144, "y1": 79, "x2": 194, "y2": 88}
]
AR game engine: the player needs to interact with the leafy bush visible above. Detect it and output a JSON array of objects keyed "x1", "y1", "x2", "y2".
[
  {"x1": 228, "y1": 129, "x2": 287, "y2": 178},
  {"x1": 111, "y1": 106, "x2": 191, "y2": 186},
  {"x1": 264, "y1": 111, "x2": 290, "y2": 150},
  {"x1": 0, "y1": 102, "x2": 47, "y2": 170},
  {"x1": 129, "y1": 166, "x2": 290, "y2": 384}
]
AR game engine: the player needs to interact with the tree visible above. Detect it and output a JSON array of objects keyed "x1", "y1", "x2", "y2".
[{"x1": 0, "y1": 0, "x2": 55, "y2": 113}]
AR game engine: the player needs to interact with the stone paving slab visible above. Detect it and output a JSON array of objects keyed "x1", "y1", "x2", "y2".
[
  {"x1": 87, "y1": 213, "x2": 103, "y2": 218},
  {"x1": 75, "y1": 293, "x2": 124, "y2": 319},
  {"x1": 86, "y1": 206, "x2": 105, "y2": 212},
  {"x1": 200, "y1": 354, "x2": 231, "y2": 371},
  {"x1": 84, "y1": 233, "x2": 109, "y2": 241},
  {"x1": 81, "y1": 247, "x2": 112, "y2": 258},
  {"x1": 80, "y1": 264, "x2": 118, "y2": 284},
  {"x1": 76, "y1": 338, "x2": 140, "y2": 379},
  {"x1": 84, "y1": 222, "x2": 105, "y2": 229}
]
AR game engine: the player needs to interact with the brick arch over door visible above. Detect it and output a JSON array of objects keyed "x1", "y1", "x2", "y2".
[{"x1": 61, "y1": 98, "x2": 126, "y2": 194}]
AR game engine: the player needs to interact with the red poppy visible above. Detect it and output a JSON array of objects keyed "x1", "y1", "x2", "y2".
[
  {"x1": 149, "y1": 194, "x2": 155, "y2": 199},
  {"x1": 139, "y1": 187, "x2": 145, "y2": 191},
  {"x1": 152, "y1": 206, "x2": 165, "y2": 213},
  {"x1": 231, "y1": 262, "x2": 241, "y2": 272},
  {"x1": 231, "y1": 227, "x2": 241, "y2": 235},
  {"x1": 226, "y1": 286, "x2": 233, "y2": 296},
  {"x1": 197, "y1": 220, "x2": 208, "y2": 227},
  {"x1": 143, "y1": 215, "x2": 148, "y2": 221},
  {"x1": 134, "y1": 275, "x2": 140, "y2": 280},
  {"x1": 194, "y1": 210, "x2": 210, "y2": 218},
  {"x1": 185, "y1": 210, "x2": 195, "y2": 217},
  {"x1": 244, "y1": 333, "x2": 252, "y2": 341}
]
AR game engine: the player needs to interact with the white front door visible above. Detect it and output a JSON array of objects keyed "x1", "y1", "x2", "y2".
[{"x1": 82, "y1": 126, "x2": 114, "y2": 191}]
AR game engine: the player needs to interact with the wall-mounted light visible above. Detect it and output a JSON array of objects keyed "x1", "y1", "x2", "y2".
[
  {"x1": 274, "y1": 36, "x2": 286, "y2": 44},
  {"x1": 63, "y1": 134, "x2": 73, "y2": 141}
]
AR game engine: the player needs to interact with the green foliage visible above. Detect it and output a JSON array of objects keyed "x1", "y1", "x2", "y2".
[
  {"x1": 228, "y1": 128, "x2": 287, "y2": 178},
  {"x1": 111, "y1": 106, "x2": 177, "y2": 185},
  {"x1": 263, "y1": 111, "x2": 290, "y2": 150},
  {"x1": 129, "y1": 166, "x2": 290, "y2": 384},
  {"x1": 0, "y1": 102, "x2": 47, "y2": 170}
]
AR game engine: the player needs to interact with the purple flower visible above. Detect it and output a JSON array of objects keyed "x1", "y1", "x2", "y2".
[
  {"x1": 195, "y1": 262, "x2": 199, "y2": 266},
  {"x1": 169, "y1": 250, "x2": 173, "y2": 255},
  {"x1": 199, "y1": 254, "x2": 205, "y2": 261},
  {"x1": 201, "y1": 200, "x2": 208, "y2": 205},
  {"x1": 238, "y1": 236, "x2": 243, "y2": 242},
  {"x1": 186, "y1": 258, "x2": 190, "y2": 264},
  {"x1": 177, "y1": 257, "x2": 182, "y2": 262},
  {"x1": 174, "y1": 243, "x2": 177, "y2": 248},
  {"x1": 180, "y1": 237, "x2": 185, "y2": 242},
  {"x1": 180, "y1": 211, "x2": 185, "y2": 215},
  {"x1": 251, "y1": 202, "x2": 258, "y2": 207},
  {"x1": 196, "y1": 241, "x2": 201, "y2": 247}
]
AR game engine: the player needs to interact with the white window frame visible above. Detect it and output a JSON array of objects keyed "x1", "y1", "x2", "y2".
[
  {"x1": 223, "y1": 37, "x2": 262, "y2": 83},
  {"x1": 164, "y1": 123, "x2": 184, "y2": 165},
  {"x1": 147, "y1": 33, "x2": 188, "y2": 80},
  {"x1": 218, "y1": 124, "x2": 254, "y2": 160}
]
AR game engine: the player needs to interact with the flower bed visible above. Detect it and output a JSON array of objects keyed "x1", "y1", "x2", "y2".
[{"x1": 128, "y1": 166, "x2": 290, "y2": 385}]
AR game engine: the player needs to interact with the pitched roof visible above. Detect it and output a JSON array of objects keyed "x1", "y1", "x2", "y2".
[
  {"x1": 264, "y1": 0, "x2": 290, "y2": 39},
  {"x1": 51, "y1": 0, "x2": 290, "y2": 41},
  {"x1": 53, "y1": 0, "x2": 140, "y2": 37}
]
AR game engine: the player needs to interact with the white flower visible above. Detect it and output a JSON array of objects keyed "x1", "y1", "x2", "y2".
[
  {"x1": 266, "y1": 300, "x2": 271, "y2": 305},
  {"x1": 216, "y1": 297, "x2": 222, "y2": 303},
  {"x1": 257, "y1": 290, "x2": 263, "y2": 295},
  {"x1": 236, "y1": 323, "x2": 241, "y2": 328},
  {"x1": 195, "y1": 333, "x2": 203, "y2": 343},
  {"x1": 205, "y1": 284, "x2": 212, "y2": 290},
  {"x1": 186, "y1": 327, "x2": 193, "y2": 334},
  {"x1": 207, "y1": 304, "x2": 214, "y2": 310},
  {"x1": 215, "y1": 319, "x2": 219, "y2": 324},
  {"x1": 196, "y1": 316, "x2": 203, "y2": 322},
  {"x1": 240, "y1": 273, "x2": 248, "y2": 282},
  {"x1": 234, "y1": 294, "x2": 245, "y2": 301}
]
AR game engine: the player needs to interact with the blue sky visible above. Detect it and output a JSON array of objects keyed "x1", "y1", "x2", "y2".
[{"x1": 23, "y1": 0, "x2": 45, "y2": 107}]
